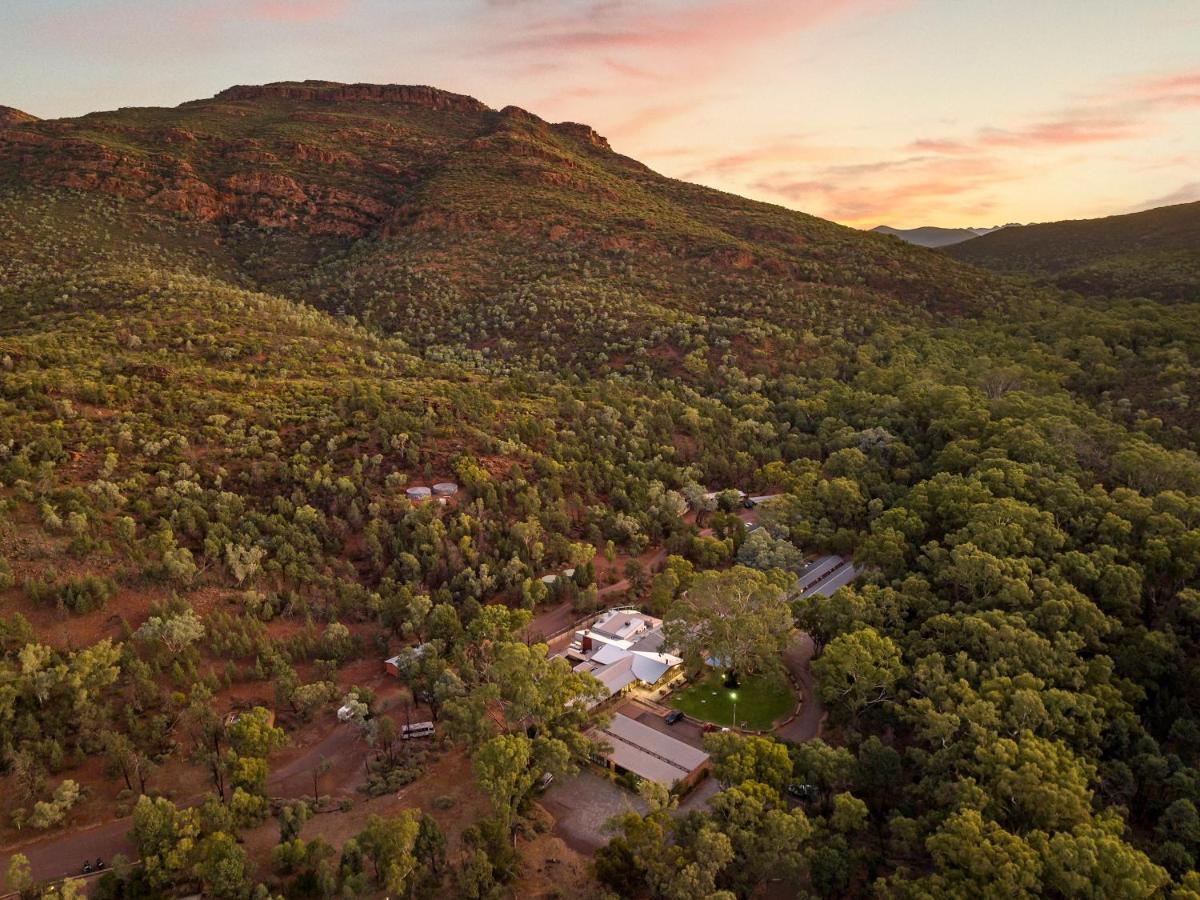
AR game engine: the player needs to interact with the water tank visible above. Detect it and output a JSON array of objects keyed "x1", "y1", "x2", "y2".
[
  {"x1": 432, "y1": 482, "x2": 459, "y2": 497},
  {"x1": 405, "y1": 486, "x2": 432, "y2": 501}
]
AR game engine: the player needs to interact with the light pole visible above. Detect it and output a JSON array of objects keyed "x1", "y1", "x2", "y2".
[{"x1": 731, "y1": 691, "x2": 738, "y2": 731}]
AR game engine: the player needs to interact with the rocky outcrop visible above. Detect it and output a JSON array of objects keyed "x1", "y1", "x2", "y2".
[
  {"x1": 553, "y1": 122, "x2": 611, "y2": 151},
  {"x1": 0, "y1": 82, "x2": 623, "y2": 239},
  {"x1": 213, "y1": 81, "x2": 490, "y2": 113}
]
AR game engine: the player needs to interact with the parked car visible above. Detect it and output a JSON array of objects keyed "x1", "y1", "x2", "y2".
[
  {"x1": 665, "y1": 710, "x2": 684, "y2": 725},
  {"x1": 787, "y1": 783, "x2": 818, "y2": 801},
  {"x1": 536, "y1": 772, "x2": 554, "y2": 791}
]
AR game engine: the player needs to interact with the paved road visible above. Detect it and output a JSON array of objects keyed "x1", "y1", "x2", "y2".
[{"x1": 775, "y1": 632, "x2": 825, "y2": 743}]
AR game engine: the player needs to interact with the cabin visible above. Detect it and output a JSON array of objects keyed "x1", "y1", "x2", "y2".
[
  {"x1": 539, "y1": 567, "x2": 575, "y2": 586},
  {"x1": 385, "y1": 642, "x2": 432, "y2": 678}
]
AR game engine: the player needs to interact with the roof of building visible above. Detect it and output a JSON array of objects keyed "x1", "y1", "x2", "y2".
[
  {"x1": 630, "y1": 651, "x2": 678, "y2": 684},
  {"x1": 591, "y1": 641, "x2": 632, "y2": 665},
  {"x1": 592, "y1": 713, "x2": 710, "y2": 785},
  {"x1": 592, "y1": 609, "x2": 660, "y2": 641},
  {"x1": 562, "y1": 609, "x2": 682, "y2": 701},
  {"x1": 590, "y1": 655, "x2": 638, "y2": 697},
  {"x1": 540, "y1": 567, "x2": 576, "y2": 585}
]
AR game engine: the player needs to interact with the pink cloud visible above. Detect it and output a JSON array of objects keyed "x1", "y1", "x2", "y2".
[
  {"x1": 482, "y1": 0, "x2": 908, "y2": 66},
  {"x1": 756, "y1": 175, "x2": 977, "y2": 221},
  {"x1": 906, "y1": 138, "x2": 975, "y2": 154},
  {"x1": 1136, "y1": 69, "x2": 1200, "y2": 97},
  {"x1": 915, "y1": 65, "x2": 1200, "y2": 157},
  {"x1": 185, "y1": 0, "x2": 351, "y2": 26},
  {"x1": 678, "y1": 136, "x2": 831, "y2": 180},
  {"x1": 496, "y1": 0, "x2": 911, "y2": 148},
  {"x1": 246, "y1": 0, "x2": 350, "y2": 23},
  {"x1": 977, "y1": 116, "x2": 1142, "y2": 148},
  {"x1": 607, "y1": 100, "x2": 701, "y2": 139},
  {"x1": 748, "y1": 153, "x2": 1014, "y2": 224}
]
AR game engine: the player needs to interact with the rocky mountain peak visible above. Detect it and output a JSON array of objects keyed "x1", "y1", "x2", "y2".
[{"x1": 211, "y1": 81, "x2": 491, "y2": 113}]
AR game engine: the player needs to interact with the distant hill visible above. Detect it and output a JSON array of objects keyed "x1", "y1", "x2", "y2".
[
  {"x1": 872, "y1": 224, "x2": 1004, "y2": 248},
  {"x1": 0, "y1": 80, "x2": 1003, "y2": 375},
  {"x1": 0, "y1": 105, "x2": 37, "y2": 128},
  {"x1": 947, "y1": 201, "x2": 1200, "y2": 301}
]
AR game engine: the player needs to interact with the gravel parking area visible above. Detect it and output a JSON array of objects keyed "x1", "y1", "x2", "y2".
[{"x1": 540, "y1": 770, "x2": 647, "y2": 852}]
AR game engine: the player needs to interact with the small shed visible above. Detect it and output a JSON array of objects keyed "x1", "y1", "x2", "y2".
[
  {"x1": 540, "y1": 567, "x2": 575, "y2": 586},
  {"x1": 225, "y1": 708, "x2": 275, "y2": 729}
]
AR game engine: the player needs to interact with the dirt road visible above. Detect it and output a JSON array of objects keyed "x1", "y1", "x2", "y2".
[
  {"x1": 2, "y1": 721, "x2": 370, "y2": 887},
  {"x1": 775, "y1": 632, "x2": 825, "y2": 743}
]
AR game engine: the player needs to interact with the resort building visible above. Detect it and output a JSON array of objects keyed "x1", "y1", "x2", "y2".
[
  {"x1": 563, "y1": 609, "x2": 682, "y2": 705},
  {"x1": 589, "y1": 712, "x2": 710, "y2": 788}
]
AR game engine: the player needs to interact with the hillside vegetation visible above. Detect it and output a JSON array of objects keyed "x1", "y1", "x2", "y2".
[
  {"x1": 948, "y1": 200, "x2": 1200, "y2": 302},
  {"x1": 0, "y1": 83, "x2": 1199, "y2": 899}
]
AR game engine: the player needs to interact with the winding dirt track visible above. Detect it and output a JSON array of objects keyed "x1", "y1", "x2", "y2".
[{"x1": 2, "y1": 724, "x2": 367, "y2": 886}]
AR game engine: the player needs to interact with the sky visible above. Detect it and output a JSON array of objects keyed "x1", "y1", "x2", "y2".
[{"x1": 4, "y1": 0, "x2": 1199, "y2": 228}]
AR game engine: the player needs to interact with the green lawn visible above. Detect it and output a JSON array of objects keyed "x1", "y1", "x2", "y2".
[{"x1": 669, "y1": 670, "x2": 795, "y2": 730}]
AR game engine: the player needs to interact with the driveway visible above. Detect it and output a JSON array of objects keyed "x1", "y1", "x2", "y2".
[
  {"x1": 2, "y1": 720, "x2": 372, "y2": 886},
  {"x1": 774, "y1": 632, "x2": 825, "y2": 743}
]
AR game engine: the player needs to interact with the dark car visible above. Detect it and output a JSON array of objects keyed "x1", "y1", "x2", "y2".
[
  {"x1": 787, "y1": 783, "x2": 818, "y2": 801},
  {"x1": 665, "y1": 709, "x2": 684, "y2": 725}
]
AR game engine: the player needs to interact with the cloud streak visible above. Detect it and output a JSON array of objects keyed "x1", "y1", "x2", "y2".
[{"x1": 483, "y1": 0, "x2": 905, "y2": 56}]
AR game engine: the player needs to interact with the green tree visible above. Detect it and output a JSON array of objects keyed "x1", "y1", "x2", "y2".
[
  {"x1": 357, "y1": 812, "x2": 421, "y2": 894},
  {"x1": 131, "y1": 795, "x2": 202, "y2": 890},
  {"x1": 663, "y1": 566, "x2": 793, "y2": 680},
  {"x1": 4, "y1": 853, "x2": 33, "y2": 898},
  {"x1": 812, "y1": 627, "x2": 903, "y2": 722},
  {"x1": 472, "y1": 734, "x2": 539, "y2": 837},
  {"x1": 193, "y1": 831, "x2": 251, "y2": 899}
]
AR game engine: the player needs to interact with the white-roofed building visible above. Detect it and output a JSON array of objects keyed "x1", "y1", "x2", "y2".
[
  {"x1": 589, "y1": 713, "x2": 710, "y2": 788},
  {"x1": 562, "y1": 609, "x2": 682, "y2": 706}
]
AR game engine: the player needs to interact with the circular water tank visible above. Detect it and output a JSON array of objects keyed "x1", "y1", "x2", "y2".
[
  {"x1": 432, "y1": 482, "x2": 459, "y2": 497},
  {"x1": 405, "y1": 486, "x2": 432, "y2": 501}
]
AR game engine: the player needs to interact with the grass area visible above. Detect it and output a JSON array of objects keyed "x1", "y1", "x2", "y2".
[{"x1": 669, "y1": 669, "x2": 794, "y2": 731}]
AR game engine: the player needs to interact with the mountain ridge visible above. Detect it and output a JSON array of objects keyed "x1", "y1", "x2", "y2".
[
  {"x1": 872, "y1": 224, "x2": 1007, "y2": 248},
  {"x1": 0, "y1": 81, "x2": 1009, "y2": 376},
  {"x1": 946, "y1": 200, "x2": 1200, "y2": 301}
]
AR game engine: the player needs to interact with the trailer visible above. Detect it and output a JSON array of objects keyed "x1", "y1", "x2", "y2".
[{"x1": 400, "y1": 721, "x2": 436, "y2": 740}]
